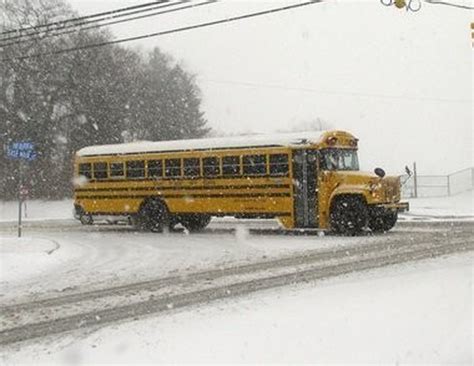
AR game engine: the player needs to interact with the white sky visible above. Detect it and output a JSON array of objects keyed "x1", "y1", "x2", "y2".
[{"x1": 66, "y1": 0, "x2": 473, "y2": 175}]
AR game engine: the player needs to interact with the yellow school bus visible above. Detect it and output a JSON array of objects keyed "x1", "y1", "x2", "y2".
[{"x1": 73, "y1": 130, "x2": 408, "y2": 234}]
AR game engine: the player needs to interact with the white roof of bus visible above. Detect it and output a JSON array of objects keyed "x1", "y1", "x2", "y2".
[{"x1": 76, "y1": 130, "x2": 335, "y2": 157}]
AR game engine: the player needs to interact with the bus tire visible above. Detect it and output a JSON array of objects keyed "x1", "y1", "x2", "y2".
[
  {"x1": 168, "y1": 215, "x2": 180, "y2": 232},
  {"x1": 368, "y1": 211, "x2": 398, "y2": 233},
  {"x1": 179, "y1": 214, "x2": 211, "y2": 232},
  {"x1": 330, "y1": 196, "x2": 368, "y2": 235},
  {"x1": 77, "y1": 206, "x2": 93, "y2": 225},
  {"x1": 80, "y1": 213, "x2": 93, "y2": 225},
  {"x1": 135, "y1": 199, "x2": 169, "y2": 232}
]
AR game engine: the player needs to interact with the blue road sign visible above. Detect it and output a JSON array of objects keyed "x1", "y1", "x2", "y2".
[{"x1": 7, "y1": 141, "x2": 37, "y2": 161}]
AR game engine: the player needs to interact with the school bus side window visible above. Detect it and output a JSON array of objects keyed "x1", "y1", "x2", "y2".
[
  {"x1": 222, "y1": 156, "x2": 241, "y2": 176},
  {"x1": 126, "y1": 160, "x2": 145, "y2": 178},
  {"x1": 202, "y1": 157, "x2": 220, "y2": 177},
  {"x1": 78, "y1": 163, "x2": 92, "y2": 179},
  {"x1": 243, "y1": 155, "x2": 266, "y2": 175},
  {"x1": 165, "y1": 159, "x2": 181, "y2": 177},
  {"x1": 93, "y1": 162, "x2": 108, "y2": 180},
  {"x1": 148, "y1": 160, "x2": 163, "y2": 178},
  {"x1": 183, "y1": 158, "x2": 200, "y2": 177},
  {"x1": 269, "y1": 154, "x2": 289, "y2": 176},
  {"x1": 110, "y1": 162, "x2": 124, "y2": 177}
]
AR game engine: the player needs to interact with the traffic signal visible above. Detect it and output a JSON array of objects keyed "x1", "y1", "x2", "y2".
[
  {"x1": 381, "y1": 0, "x2": 421, "y2": 12},
  {"x1": 394, "y1": 0, "x2": 406, "y2": 8},
  {"x1": 471, "y1": 22, "x2": 474, "y2": 46}
]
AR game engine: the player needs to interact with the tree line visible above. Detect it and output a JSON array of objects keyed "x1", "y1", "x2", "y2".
[{"x1": 0, "y1": 0, "x2": 210, "y2": 200}]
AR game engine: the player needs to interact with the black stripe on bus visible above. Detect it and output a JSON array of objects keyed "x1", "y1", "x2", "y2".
[
  {"x1": 75, "y1": 184, "x2": 291, "y2": 193},
  {"x1": 86, "y1": 211, "x2": 292, "y2": 217},
  {"x1": 76, "y1": 193, "x2": 291, "y2": 200},
  {"x1": 81, "y1": 174, "x2": 290, "y2": 183}
]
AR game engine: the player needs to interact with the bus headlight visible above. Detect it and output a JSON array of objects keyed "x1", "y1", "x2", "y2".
[{"x1": 369, "y1": 181, "x2": 383, "y2": 199}]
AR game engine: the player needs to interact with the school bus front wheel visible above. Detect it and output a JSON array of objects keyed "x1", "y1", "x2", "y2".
[{"x1": 329, "y1": 195, "x2": 368, "y2": 235}]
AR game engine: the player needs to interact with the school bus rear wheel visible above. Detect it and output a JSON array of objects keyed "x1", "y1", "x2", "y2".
[
  {"x1": 80, "y1": 214, "x2": 93, "y2": 225},
  {"x1": 135, "y1": 199, "x2": 169, "y2": 233},
  {"x1": 76, "y1": 206, "x2": 93, "y2": 225}
]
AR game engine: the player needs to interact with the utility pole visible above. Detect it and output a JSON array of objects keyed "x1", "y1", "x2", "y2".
[
  {"x1": 447, "y1": 174, "x2": 451, "y2": 196},
  {"x1": 18, "y1": 161, "x2": 23, "y2": 238}
]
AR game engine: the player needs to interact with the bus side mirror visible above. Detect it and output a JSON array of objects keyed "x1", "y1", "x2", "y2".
[
  {"x1": 374, "y1": 167, "x2": 386, "y2": 178},
  {"x1": 405, "y1": 165, "x2": 412, "y2": 177}
]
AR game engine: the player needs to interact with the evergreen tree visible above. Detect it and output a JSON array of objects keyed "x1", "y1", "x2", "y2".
[{"x1": 131, "y1": 48, "x2": 209, "y2": 142}]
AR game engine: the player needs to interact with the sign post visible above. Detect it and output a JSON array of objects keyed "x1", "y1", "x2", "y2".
[
  {"x1": 6, "y1": 141, "x2": 36, "y2": 238},
  {"x1": 18, "y1": 180, "x2": 22, "y2": 238}
]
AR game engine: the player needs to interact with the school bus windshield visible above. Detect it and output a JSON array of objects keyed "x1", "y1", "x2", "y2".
[{"x1": 320, "y1": 149, "x2": 359, "y2": 171}]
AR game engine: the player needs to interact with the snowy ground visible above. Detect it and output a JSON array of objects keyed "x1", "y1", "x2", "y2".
[
  {"x1": 1, "y1": 223, "x2": 388, "y2": 303},
  {"x1": 0, "y1": 192, "x2": 472, "y2": 304},
  {"x1": 0, "y1": 199, "x2": 73, "y2": 222},
  {"x1": 2, "y1": 254, "x2": 472, "y2": 364},
  {"x1": 3, "y1": 192, "x2": 470, "y2": 301},
  {"x1": 401, "y1": 190, "x2": 473, "y2": 219},
  {"x1": 0, "y1": 192, "x2": 472, "y2": 363}
]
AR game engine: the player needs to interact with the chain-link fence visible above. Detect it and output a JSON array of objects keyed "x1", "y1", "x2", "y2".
[{"x1": 401, "y1": 167, "x2": 474, "y2": 198}]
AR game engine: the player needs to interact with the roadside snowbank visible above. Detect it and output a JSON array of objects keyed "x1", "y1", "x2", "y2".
[
  {"x1": 0, "y1": 237, "x2": 62, "y2": 283},
  {"x1": 3, "y1": 254, "x2": 472, "y2": 364},
  {"x1": 403, "y1": 190, "x2": 473, "y2": 218},
  {"x1": 0, "y1": 200, "x2": 73, "y2": 222}
]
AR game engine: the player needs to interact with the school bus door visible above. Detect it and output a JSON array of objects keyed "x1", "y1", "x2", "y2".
[{"x1": 292, "y1": 149, "x2": 319, "y2": 228}]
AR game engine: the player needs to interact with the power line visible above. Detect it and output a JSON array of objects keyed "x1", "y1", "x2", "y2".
[
  {"x1": 1, "y1": 0, "x2": 218, "y2": 48},
  {"x1": 0, "y1": 0, "x2": 185, "y2": 44},
  {"x1": 1, "y1": 1, "x2": 325, "y2": 62},
  {"x1": 0, "y1": 0, "x2": 172, "y2": 38},
  {"x1": 60, "y1": 0, "x2": 217, "y2": 40},
  {"x1": 423, "y1": 0, "x2": 474, "y2": 10},
  {"x1": 200, "y1": 78, "x2": 472, "y2": 104}
]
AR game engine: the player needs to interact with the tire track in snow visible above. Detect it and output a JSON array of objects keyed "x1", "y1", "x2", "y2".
[
  {"x1": 0, "y1": 231, "x2": 472, "y2": 346},
  {"x1": 1, "y1": 227, "x2": 467, "y2": 314}
]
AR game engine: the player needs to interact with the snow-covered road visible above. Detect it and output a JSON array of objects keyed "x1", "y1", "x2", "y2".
[
  {"x1": 2, "y1": 252, "x2": 472, "y2": 364},
  {"x1": 1, "y1": 194, "x2": 472, "y2": 363},
  {"x1": 1, "y1": 219, "x2": 469, "y2": 304},
  {"x1": 0, "y1": 219, "x2": 472, "y2": 346},
  {"x1": 0, "y1": 219, "x2": 346, "y2": 301}
]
